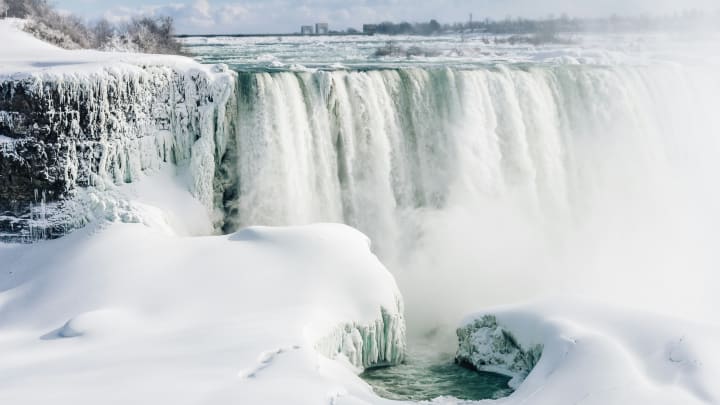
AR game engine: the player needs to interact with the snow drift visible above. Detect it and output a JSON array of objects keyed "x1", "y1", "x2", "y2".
[
  {"x1": 454, "y1": 303, "x2": 720, "y2": 405},
  {"x1": 0, "y1": 223, "x2": 407, "y2": 404}
]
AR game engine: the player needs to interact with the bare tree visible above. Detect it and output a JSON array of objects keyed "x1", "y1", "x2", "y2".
[
  {"x1": 92, "y1": 18, "x2": 114, "y2": 48},
  {"x1": 3, "y1": 0, "x2": 183, "y2": 54},
  {"x1": 125, "y1": 17, "x2": 183, "y2": 54}
]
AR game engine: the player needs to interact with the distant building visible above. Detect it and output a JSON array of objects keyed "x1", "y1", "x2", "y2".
[
  {"x1": 315, "y1": 23, "x2": 329, "y2": 35},
  {"x1": 363, "y1": 24, "x2": 378, "y2": 34},
  {"x1": 301, "y1": 25, "x2": 314, "y2": 35}
]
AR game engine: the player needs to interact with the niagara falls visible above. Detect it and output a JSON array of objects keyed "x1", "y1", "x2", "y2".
[{"x1": 1, "y1": 0, "x2": 719, "y2": 404}]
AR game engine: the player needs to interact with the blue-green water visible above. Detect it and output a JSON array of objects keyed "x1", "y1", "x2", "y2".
[{"x1": 360, "y1": 347, "x2": 513, "y2": 401}]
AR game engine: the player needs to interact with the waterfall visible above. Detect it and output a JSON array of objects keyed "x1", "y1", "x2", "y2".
[
  {"x1": 4, "y1": 60, "x2": 717, "y2": 319},
  {"x1": 218, "y1": 64, "x2": 720, "y2": 321},
  {"x1": 222, "y1": 66, "x2": 718, "y2": 238}
]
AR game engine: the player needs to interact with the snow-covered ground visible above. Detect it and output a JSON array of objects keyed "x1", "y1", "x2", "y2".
[
  {"x1": 1, "y1": 17, "x2": 719, "y2": 405},
  {"x1": 0, "y1": 220, "x2": 407, "y2": 405},
  {"x1": 459, "y1": 303, "x2": 720, "y2": 405},
  {"x1": 0, "y1": 18, "x2": 215, "y2": 79},
  {"x1": 2, "y1": 217, "x2": 718, "y2": 405}
]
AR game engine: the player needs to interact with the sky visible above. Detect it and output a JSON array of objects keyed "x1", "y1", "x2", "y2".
[{"x1": 56, "y1": 0, "x2": 720, "y2": 34}]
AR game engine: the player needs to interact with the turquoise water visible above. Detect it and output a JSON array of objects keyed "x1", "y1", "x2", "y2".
[{"x1": 360, "y1": 347, "x2": 513, "y2": 402}]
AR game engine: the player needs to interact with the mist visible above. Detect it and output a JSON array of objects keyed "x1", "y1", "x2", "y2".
[{"x1": 372, "y1": 59, "x2": 720, "y2": 339}]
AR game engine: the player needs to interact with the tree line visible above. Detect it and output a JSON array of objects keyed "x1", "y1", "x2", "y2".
[
  {"x1": 0, "y1": 0, "x2": 182, "y2": 54},
  {"x1": 367, "y1": 11, "x2": 720, "y2": 36}
]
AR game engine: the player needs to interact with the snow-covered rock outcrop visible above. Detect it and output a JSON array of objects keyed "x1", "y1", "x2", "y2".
[
  {"x1": 0, "y1": 67, "x2": 235, "y2": 240},
  {"x1": 455, "y1": 314, "x2": 542, "y2": 388},
  {"x1": 0, "y1": 20, "x2": 236, "y2": 241},
  {"x1": 455, "y1": 303, "x2": 720, "y2": 405}
]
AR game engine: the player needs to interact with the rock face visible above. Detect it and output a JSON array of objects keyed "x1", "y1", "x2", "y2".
[
  {"x1": 455, "y1": 315, "x2": 542, "y2": 388},
  {"x1": 0, "y1": 67, "x2": 236, "y2": 241}
]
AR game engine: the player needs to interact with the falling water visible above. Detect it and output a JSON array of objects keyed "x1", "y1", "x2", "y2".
[{"x1": 216, "y1": 63, "x2": 720, "y2": 326}]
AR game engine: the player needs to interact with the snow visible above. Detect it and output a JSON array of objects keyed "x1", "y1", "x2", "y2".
[
  {"x1": 0, "y1": 18, "x2": 238, "y2": 240},
  {"x1": 2, "y1": 15, "x2": 720, "y2": 405},
  {"x1": 1, "y1": 165, "x2": 716, "y2": 405},
  {"x1": 455, "y1": 315, "x2": 542, "y2": 389},
  {"x1": 2, "y1": 227, "x2": 717, "y2": 405},
  {"x1": 0, "y1": 18, "x2": 217, "y2": 79},
  {"x1": 0, "y1": 222, "x2": 405, "y2": 405},
  {"x1": 453, "y1": 302, "x2": 720, "y2": 405}
]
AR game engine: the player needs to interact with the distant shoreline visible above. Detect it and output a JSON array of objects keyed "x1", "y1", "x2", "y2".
[{"x1": 176, "y1": 33, "x2": 374, "y2": 38}]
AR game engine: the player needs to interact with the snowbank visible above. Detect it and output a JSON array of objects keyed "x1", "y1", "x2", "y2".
[
  {"x1": 454, "y1": 302, "x2": 720, "y2": 405},
  {"x1": 0, "y1": 18, "x2": 209, "y2": 79},
  {"x1": 0, "y1": 222, "x2": 406, "y2": 405}
]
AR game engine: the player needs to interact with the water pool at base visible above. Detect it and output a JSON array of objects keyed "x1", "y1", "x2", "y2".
[{"x1": 360, "y1": 346, "x2": 513, "y2": 402}]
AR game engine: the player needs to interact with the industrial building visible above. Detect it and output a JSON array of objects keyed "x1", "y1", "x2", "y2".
[
  {"x1": 363, "y1": 24, "x2": 378, "y2": 34},
  {"x1": 315, "y1": 23, "x2": 329, "y2": 34}
]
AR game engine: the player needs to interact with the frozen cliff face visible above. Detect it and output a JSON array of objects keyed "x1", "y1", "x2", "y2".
[
  {"x1": 455, "y1": 314, "x2": 542, "y2": 388},
  {"x1": 0, "y1": 66, "x2": 236, "y2": 241},
  {"x1": 316, "y1": 302, "x2": 407, "y2": 370}
]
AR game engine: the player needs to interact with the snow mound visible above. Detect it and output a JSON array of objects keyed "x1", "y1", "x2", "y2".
[
  {"x1": 457, "y1": 302, "x2": 720, "y2": 405},
  {"x1": 0, "y1": 18, "x2": 212, "y2": 78},
  {"x1": 0, "y1": 222, "x2": 406, "y2": 404}
]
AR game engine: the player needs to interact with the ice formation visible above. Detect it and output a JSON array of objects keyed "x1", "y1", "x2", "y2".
[
  {"x1": 0, "y1": 64, "x2": 235, "y2": 240},
  {"x1": 316, "y1": 303, "x2": 406, "y2": 369},
  {"x1": 455, "y1": 314, "x2": 542, "y2": 388}
]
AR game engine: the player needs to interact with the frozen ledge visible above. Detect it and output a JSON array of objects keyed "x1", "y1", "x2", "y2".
[{"x1": 315, "y1": 300, "x2": 407, "y2": 370}]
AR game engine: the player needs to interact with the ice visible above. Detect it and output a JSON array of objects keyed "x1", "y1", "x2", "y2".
[
  {"x1": 455, "y1": 315, "x2": 542, "y2": 389},
  {"x1": 316, "y1": 306, "x2": 406, "y2": 369},
  {"x1": 0, "y1": 19, "x2": 237, "y2": 240}
]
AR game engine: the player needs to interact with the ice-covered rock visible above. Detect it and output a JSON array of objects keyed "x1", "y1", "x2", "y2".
[
  {"x1": 455, "y1": 314, "x2": 542, "y2": 388},
  {"x1": 0, "y1": 66, "x2": 236, "y2": 241}
]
